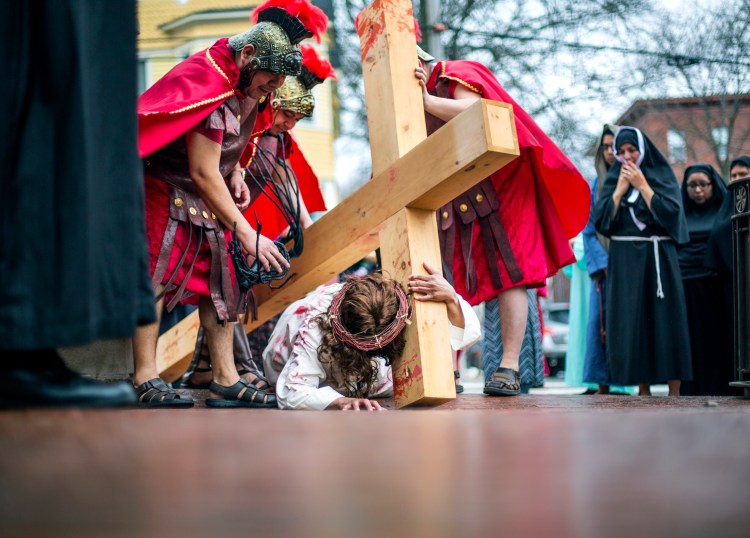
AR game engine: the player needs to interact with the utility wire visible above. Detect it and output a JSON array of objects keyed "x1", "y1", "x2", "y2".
[
  {"x1": 138, "y1": 26, "x2": 750, "y2": 68},
  {"x1": 451, "y1": 28, "x2": 750, "y2": 68}
]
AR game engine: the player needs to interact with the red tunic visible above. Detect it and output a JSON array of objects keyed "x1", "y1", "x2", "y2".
[
  {"x1": 144, "y1": 175, "x2": 236, "y2": 304},
  {"x1": 427, "y1": 61, "x2": 590, "y2": 305},
  {"x1": 138, "y1": 39, "x2": 255, "y2": 318}
]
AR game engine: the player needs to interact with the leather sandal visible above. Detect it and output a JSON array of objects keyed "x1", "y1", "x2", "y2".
[
  {"x1": 181, "y1": 366, "x2": 212, "y2": 389},
  {"x1": 205, "y1": 379, "x2": 277, "y2": 408},
  {"x1": 238, "y1": 370, "x2": 272, "y2": 392},
  {"x1": 136, "y1": 378, "x2": 194, "y2": 408},
  {"x1": 483, "y1": 367, "x2": 521, "y2": 396}
]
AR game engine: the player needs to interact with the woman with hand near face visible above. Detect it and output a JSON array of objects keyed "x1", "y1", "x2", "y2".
[
  {"x1": 678, "y1": 164, "x2": 736, "y2": 395},
  {"x1": 594, "y1": 127, "x2": 692, "y2": 396}
]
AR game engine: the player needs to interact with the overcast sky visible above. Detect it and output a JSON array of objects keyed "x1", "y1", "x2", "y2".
[{"x1": 333, "y1": 0, "x2": 732, "y2": 195}]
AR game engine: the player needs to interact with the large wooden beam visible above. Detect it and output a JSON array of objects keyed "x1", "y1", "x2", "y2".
[
  {"x1": 244, "y1": 99, "x2": 517, "y2": 330},
  {"x1": 380, "y1": 208, "x2": 456, "y2": 407},
  {"x1": 246, "y1": 226, "x2": 383, "y2": 331},
  {"x1": 356, "y1": 0, "x2": 427, "y2": 176}
]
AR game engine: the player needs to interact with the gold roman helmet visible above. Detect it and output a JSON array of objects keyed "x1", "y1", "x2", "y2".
[
  {"x1": 272, "y1": 77, "x2": 315, "y2": 116},
  {"x1": 228, "y1": 0, "x2": 329, "y2": 76},
  {"x1": 271, "y1": 44, "x2": 336, "y2": 118}
]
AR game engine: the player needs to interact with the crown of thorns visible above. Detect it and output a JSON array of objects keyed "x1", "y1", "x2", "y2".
[{"x1": 328, "y1": 281, "x2": 411, "y2": 352}]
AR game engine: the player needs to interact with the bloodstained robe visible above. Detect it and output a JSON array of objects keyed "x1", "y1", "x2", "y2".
[
  {"x1": 426, "y1": 61, "x2": 590, "y2": 305},
  {"x1": 138, "y1": 39, "x2": 258, "y2": 321}
]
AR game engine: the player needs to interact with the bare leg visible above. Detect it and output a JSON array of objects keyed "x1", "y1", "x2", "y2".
[
  {"x1": 638, "y1": 384, "x2": 651, "y2": 396},
  {"x1": 667, "y1": 380, "x2": 680, "y2": 397},
  {"x1": 199, "y1": 296, "x2": 241, "y2": 396},
  {"x1": 497, "y1": 286, "x2": 528, "y2": 372},
  {"x1": 132, "y1": 288, "x2": 164, "y2": 386}
]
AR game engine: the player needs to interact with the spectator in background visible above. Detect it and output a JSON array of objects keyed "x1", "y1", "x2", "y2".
[
  {"x1": 594, "y1": 126, "x2": 692, "y2": 396},
  {"x1": 704, "y1": 156, "x2": 750, "y2": 277},
  {"x1": 563, "y1": 233, "x2": 596, "y2": 392},
  {"x1": 678, "y1": 164, "x2": 736, "y2": 395},
  {"x1": 582, "y1": 125, "x2": 620, "y2": 394},
  {"x1": 729, "y1": 156, "x2": 750, "y2": 182}
]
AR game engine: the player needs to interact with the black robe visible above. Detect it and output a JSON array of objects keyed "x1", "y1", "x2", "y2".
[
  {"x1": 705, "y1": 156, "x2": 750, "y2": 274},
  {"x1": 594, "y1": 127, "x2": 692, "y2": 385},
  {"x1": 678, "y1": 164, "x2": 736, "y2": 395},
  {"x1": 0, "y1": 0, "x2": 155, "y2": 350}
]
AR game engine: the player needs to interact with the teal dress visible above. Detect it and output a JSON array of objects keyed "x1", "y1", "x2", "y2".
[{"x1": 564, "y1": 235, "x2": 597, "y2": 390}]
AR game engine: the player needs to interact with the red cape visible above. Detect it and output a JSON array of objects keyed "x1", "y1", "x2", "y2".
[
  {"x1": 436, "y1": 61, "x2": 590, "y2": 239},
  {"x1": 138, "y1": 39, "x2": 241, "y2": 157},
  {"x1": 430, "y1": 61, "x2": 589, "y2": 303},
  {"x1": 243, "y1": 129, "x2": 327, "y2": 240}
]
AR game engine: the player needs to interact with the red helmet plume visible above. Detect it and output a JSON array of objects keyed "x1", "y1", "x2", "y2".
[
  {"x1": 252, "y1": 0, "x2": 329, "y2": 43},
  {"x1": 301, "y1": 44, "x2": 336, "y2": 81},
  {"x1": 413, "y1": 17, "x2": 423, "y2": 42}
]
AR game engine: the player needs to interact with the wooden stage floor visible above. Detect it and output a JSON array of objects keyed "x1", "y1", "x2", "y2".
[{"x1": 1, "y1": 394, "x2": 749, "y2": 537}]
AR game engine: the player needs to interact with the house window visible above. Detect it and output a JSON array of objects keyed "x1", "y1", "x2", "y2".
[
  {"x1": 712, "y1": 127, "x2": 729, "y2": 160},
  {"x1": 667, "y1": 129, "x2": 686, "y2": 163},
  {"x1": 137, "y1": 59, "x2": 149, "y2": 95}
]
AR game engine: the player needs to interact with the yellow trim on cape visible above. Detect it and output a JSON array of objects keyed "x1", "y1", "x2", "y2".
[
  {"x1": 168, "y1": 91, "x2": 235, "y2": 115},
  {"x1": 206, "y1": 48, "x2": 232, "y2": 86},
  {"x1": 142, "y1": 47, "x2": 235, "y2": 117},
  {"x1": 439, "y1": 62, "x2": 483, "y2": 96}
]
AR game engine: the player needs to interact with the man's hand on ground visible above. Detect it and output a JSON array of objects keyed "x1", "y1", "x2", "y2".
[{"x1": 327, "y1": 397, "x2": 387, "y2": 411}]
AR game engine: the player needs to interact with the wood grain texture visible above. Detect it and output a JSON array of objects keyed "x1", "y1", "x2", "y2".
[
  {"x1": 380, "y1": 208, "x2": 456, "y2": 408},
  {"x1": 356, "y1": 0, "x2": 427, "y2": 176}
]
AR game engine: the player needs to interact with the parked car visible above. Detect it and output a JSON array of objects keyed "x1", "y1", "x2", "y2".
[{"x1": 541, "y1": 301, "x2": 569, "y2": 377}]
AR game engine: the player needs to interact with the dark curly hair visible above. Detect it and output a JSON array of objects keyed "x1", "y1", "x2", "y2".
[{"x1": 314, "y1": 273, "x2": 408, "y2": 398}]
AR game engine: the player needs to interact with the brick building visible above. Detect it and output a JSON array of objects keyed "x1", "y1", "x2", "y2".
[{"x1": 615, "y1": 94, "x2": 750, "y2": 180}]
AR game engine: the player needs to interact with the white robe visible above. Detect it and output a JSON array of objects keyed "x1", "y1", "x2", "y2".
[{"x1": 263, "y1": 283, "x2": 482, "y2": 410}]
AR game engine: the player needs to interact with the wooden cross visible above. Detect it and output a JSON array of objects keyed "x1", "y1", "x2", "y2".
[{"x1": 156, "y1": 0, "x2": 519, "y2": 408}]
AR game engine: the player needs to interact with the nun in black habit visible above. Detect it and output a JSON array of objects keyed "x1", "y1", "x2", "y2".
[
  {"x1": 678, "y1": 164, "x2": 737, "y2": 395},
  {"x1": 705, "y1": 156, "x2": 750, "y2": 274},
  {"x1": 594, "y1": 126, "x2": 692, "y2": 395}
]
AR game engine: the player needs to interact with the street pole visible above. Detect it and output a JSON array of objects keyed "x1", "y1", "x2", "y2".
[{"x1": 420, "y1": 0, "x2": 445, "y2": 60}]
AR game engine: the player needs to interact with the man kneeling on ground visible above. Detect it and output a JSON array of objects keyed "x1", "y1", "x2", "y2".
[{"x1": 262, "y1": 263, "x2": 481, "y2": 410}]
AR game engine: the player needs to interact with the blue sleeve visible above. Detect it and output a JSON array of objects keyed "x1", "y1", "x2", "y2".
[{"x1": 583, "y1": 177, "x2": 609, "y2": 275}]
